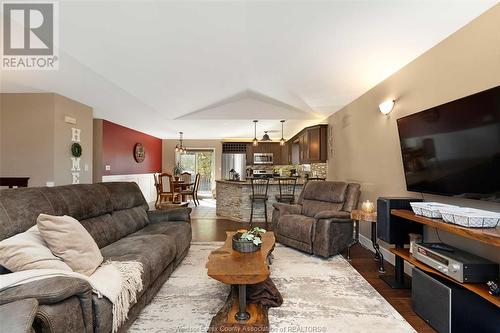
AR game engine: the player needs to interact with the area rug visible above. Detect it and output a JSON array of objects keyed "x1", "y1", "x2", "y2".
[{"x1": 128, "y1": 242, "x2": 416, "y2": 333}]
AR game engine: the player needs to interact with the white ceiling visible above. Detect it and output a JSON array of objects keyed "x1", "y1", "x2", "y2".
[{"x1": 1, "y1": 0, "x2": 496, "y2": 139}]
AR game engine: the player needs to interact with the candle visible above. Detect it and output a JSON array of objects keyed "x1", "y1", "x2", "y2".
[{"x1": 361, "y1": 200, "x2": 375, "y2": 213}]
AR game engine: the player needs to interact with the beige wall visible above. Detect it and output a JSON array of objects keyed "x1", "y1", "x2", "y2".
[
  {"x1": 0, "y1": 93, "x2": 93, "y2": 187},
  {"x1": 53, "y1": 94, "x2": 93, "y2": 185},
  {"x1": 162, "y1": 139, "x2": 222, "y2": 189},
  {"x1": 92, "y1": 119, "x2": 104, "y2": 183},
  {"x1": 1, "y1": 93, "x2": 55, "y2": 187},
  {"x1": 327, "y1": 5, "x2": 500, "y2": 262}
]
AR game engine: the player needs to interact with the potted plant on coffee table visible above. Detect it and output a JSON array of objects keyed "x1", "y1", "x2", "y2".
[{"x1": 232, "y1": 227, "x2": 267, "y2": 253}]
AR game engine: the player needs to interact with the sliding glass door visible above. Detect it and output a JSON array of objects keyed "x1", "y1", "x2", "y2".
[{"x1": 177, "y1": 150, "x2": 214, "y2": 194}]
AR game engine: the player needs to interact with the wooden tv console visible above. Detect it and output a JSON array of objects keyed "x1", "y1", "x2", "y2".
[{"x1": 390, "y1": 209, "x2": 499, "y2": 308}]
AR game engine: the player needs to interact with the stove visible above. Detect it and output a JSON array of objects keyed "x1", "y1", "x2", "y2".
[{"x1": 252, "y1": 170, "x2": 274, "y2": 178}]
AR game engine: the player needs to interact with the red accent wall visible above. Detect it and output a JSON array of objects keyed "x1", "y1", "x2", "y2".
[{"x1": 102, "y1": 120, "x2": 162, "y2": 175}]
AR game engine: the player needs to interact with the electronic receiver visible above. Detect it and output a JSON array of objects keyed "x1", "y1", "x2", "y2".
[{"x1": 413, "y1": 242, "x2": 498, "y2": 283}]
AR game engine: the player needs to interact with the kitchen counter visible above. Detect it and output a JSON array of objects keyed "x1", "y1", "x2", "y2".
[
  {"x1": 215, "y1": 178, "x2": 304, "y2": 222},
  {"x1": 216, "y1": 178, "x2": 307, "y2": 185}
]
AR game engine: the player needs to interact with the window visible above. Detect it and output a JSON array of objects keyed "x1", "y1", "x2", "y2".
[{"x1": 177, "y1": 150, "x2": 214, "y2": 193}]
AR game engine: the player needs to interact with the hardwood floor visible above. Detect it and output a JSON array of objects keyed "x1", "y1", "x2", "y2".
[
  {"x1": 343, "y1": 243, "x2": 435, "y2": 333},
  {"x1": 190, "y1": 211, "x2": 436, "y2": 333}
]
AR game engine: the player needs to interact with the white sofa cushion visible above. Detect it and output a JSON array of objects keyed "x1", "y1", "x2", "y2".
[
  {"x1": 37, "y1": 214, "x2": 103, "y2": 276},
  {"x1": 0, "y1": 225, "x2": 72, "y2": 272}
]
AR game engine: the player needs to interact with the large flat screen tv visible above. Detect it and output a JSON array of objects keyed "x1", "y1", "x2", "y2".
[{"x1": 397, "y1": 86, "x2": 500, "y2": 202}]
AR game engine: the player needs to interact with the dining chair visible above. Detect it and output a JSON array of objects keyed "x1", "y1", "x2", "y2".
[
  {"x1": 250, "y1": 178, "x2": 270, "y2": 226},
  {"x1": 154, "y1": 173, "x2": 161, "y2": 207},
  {"x1": 180, "y1": 173, "x2": 200, "y2": 206},
  {"x1": 156, "y1": 173, "x2": 180, "y2": 206},
  {"x1": 193, "y1": 173, "x2": 201, "y2": 206},
  {"x1": 275, "y1": 177, "x2": 297, "y2": 204},
  {"x1": 180, "y1": 172, "x2": 192, "y2": 184},
  {"x1": 177, "y1": 172, "x2": 193, "y2": 201}
]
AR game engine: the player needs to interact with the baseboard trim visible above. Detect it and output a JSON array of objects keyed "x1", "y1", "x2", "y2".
[{"x1": 358, "y1": 234, "x2": 414, "y2": 276}]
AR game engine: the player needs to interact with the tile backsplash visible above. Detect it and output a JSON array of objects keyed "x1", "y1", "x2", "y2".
[
  {"x1": 249, "y1": 163, "x2": 327, "y2": 179},
  {"x1": 309, "y1": 163, "x2": 327, "y2": 178}
]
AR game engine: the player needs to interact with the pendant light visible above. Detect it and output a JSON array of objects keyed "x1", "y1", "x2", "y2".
[
  {"x1": 252, "y1": 120, "x2": 259, "y2": 146},
  {"x1": 175, "y1": 131, "x2": 186, "y2": 153},
  {"x1": 279, "y1": 120, "x2": 286, "y2": 146}
]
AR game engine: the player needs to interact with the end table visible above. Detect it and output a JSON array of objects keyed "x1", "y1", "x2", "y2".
[{"x1": 349, "y1": 210, "x2": 385, "y2": 273}]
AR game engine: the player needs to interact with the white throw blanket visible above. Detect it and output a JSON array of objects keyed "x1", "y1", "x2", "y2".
[{"x1": 0, "y1": 261, "x2": 143, "y2": 333}]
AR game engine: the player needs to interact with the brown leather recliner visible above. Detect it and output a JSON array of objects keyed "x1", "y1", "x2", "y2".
[{"x1": 272, "y1": 181, "x2": 360, "y2": 257}]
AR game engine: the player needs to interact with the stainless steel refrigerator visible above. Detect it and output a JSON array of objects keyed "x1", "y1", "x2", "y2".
[{"x1": 222, "y1": 153, "x2": 246, "y2": 180}]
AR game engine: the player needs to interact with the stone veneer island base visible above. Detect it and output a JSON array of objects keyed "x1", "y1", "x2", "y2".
[{"x1": 216, "y1": 179, "x2": 304, "y2": 222}]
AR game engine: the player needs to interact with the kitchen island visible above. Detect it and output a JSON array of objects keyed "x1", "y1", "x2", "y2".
[{"x1": 216, "y1": 179, "x2": 305, "y2": 222}]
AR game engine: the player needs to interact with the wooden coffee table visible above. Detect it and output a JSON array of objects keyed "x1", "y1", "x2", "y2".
[{"x1": 206, "y1": 231, "x2": 277, "y2": 332}]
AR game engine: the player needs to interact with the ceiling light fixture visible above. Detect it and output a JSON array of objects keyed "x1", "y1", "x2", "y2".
[
  {"x1": 175, "y1": 131, "x2": 186, "y2": 153},
  {"x1": 261, "y1": 131, "x2": 272, "y2": 142},
  {"x1": 379, "y1": 99, "x2": 396, "y2": 115},
  {"x1": 252, "y1": 120, "x2": 259, "y2": 146},
  {"x1": 280, "y1": 120, "x2": 286, "y2": 146}
]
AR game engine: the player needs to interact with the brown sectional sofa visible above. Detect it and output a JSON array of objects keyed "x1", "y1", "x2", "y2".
[{"x1": 0, "y1": 182, "x2": 192, "y2": 333}]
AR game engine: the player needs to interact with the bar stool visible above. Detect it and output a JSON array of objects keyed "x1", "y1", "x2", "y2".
[
  {"x1": 275, "y1": 177, "x2": 297, "y2": 204},
  {"x1": 250, "y1": 178, "x2": 270, "y2": 226},
  {"x1": 305, "y1": 174, "x2": 326, "y2": 182}
]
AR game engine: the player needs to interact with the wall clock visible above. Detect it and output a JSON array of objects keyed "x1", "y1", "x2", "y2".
[
  {"x1": 71, "y1": 143, "x2": 82, "y2": 157},
  {"x1": 134, "y1": 143, "x2": 145, "y2": 163}
]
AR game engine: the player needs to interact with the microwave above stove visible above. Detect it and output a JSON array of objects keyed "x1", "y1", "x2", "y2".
[{"x1": 253, "y1": 153, "x2": 273, "y2": 164}]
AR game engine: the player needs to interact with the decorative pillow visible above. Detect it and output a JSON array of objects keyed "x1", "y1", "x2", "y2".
[
  {"x1": 0, "y1": 225, "x2": 72, "y2": 272},
  {"x1": 37, "y1": 214, "x2": 103, "y2": 276}
]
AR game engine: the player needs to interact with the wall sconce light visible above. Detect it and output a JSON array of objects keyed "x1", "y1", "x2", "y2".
[{"x1": 379, "y1": 99, "x2": 395, "y2": 115}]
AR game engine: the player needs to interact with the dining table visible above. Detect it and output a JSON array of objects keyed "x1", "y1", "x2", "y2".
[{"x1": 172, "y1": 179, "x2": 194, "y2": 201}]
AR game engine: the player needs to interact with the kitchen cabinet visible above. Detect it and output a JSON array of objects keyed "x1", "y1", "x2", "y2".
[
  {"x1": 234, "y1": 124, "x2": 328, "y2": 166},
  {"x1": 299, "y1": 132, "x2": 308, "y2": 163},
  {"x1": 274, "y1": 144, "x2": 289, "y2": 165},
  {"x1": 290, "y1": 124, "x2": 328, "y2": 164},
  {"x1": 246, "y1": 144, "x2": 253, "y2": 164},
  {"x1": 290, "y1": 141, "x2": 300, "y2": 165},
  {"x1": 245, "y1": 142, "x2": 289, "y2": 165},
  {"x1": 308, "y1": 126, "x2": 321, "y2": 161},
  {"x1": 282, "y1": 143, "x2": 291, "y2": 165}
]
